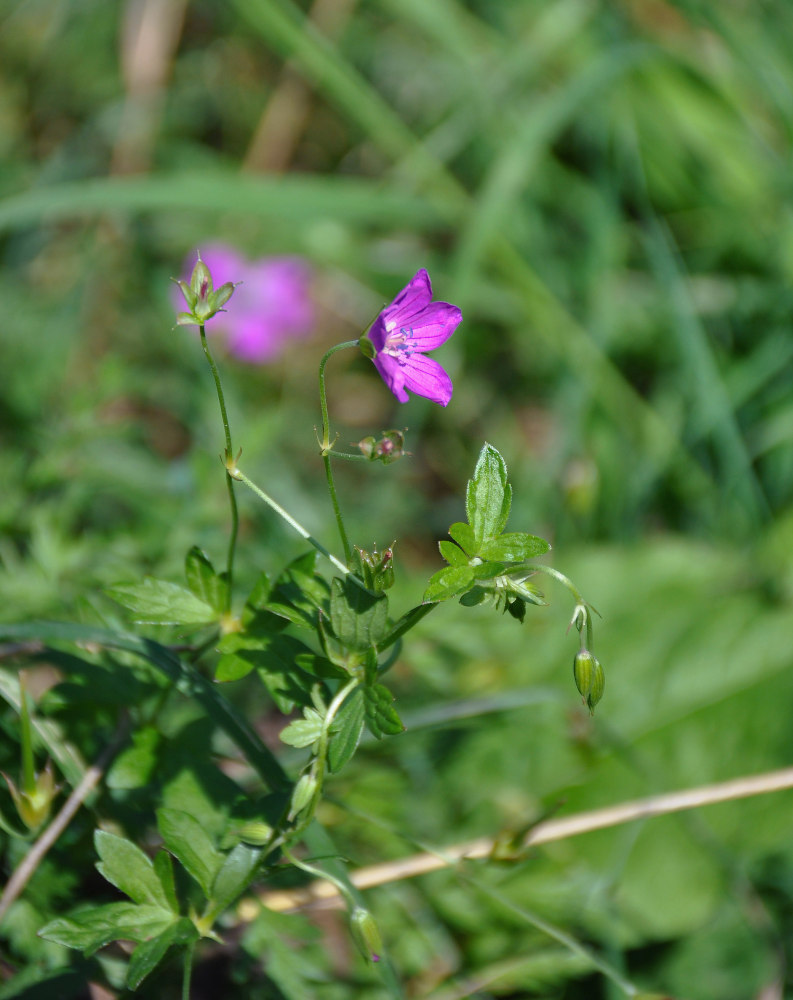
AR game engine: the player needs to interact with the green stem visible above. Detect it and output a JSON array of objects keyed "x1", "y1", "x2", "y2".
[
  {"x1": 199, "y1": 325, "x2": 238, "y2": 614},
  {"x1": 182, "y1": 940, "x2": 195, "y2": 1000},
  {"x1": 18, "y1": 674, "x2": 35, "y2": 795},
  {"x1": 282, "y1": 847, "x2": 357, "y2": 911},
  {"x1": 318, "y1": 341, "x2": 360, "y2": 564},
  {"x1": 231, "y1": 468, "x2": 366, "y2": 587}
]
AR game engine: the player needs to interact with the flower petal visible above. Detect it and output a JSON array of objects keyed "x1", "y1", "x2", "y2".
[
  {"x1": 373, "y1": 354, "x2": 409, "y2": 403},
  {"x1": 380, "y1": 269, "x2": 433, "y2": 329},
  {"x1": 402, "y1": 353, "x2": 453, "y2": 406},
  {"x1": 405, "y1": 301, "x2": 463, "y2": 351}
]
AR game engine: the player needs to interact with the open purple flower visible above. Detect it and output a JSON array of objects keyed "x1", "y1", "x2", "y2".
[{"x1": 366, "y1": 269, "x2": 462, "y2": 406}]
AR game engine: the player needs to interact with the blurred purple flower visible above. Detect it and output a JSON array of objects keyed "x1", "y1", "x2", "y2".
[
  {"x1": 178, "y1": 244, "x2": 314, "y2": 362},
  {"x1": 367, "y1": 269, "x2": 462, "y2": 406}
]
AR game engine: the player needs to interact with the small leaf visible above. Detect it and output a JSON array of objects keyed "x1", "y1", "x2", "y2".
[
  {"x1": 330, "y1": 578, "x2": 389, "y2": 652},
  {"x1": 106, "y1": 726, "x2": 160, "y2": 790},
  {"x1": 153, "y1": 851, "x2": 179, "y2": 914},
  {"x1": 40, "y1": 903, "x2": 175, "y2": 956},
  {"x1": 106, "y1": 579, "x2": 217, "y2": 626},
  {"x1": 448, "y1": 522, "x2": 476, "y2": 556},
  {"x1": 466, "y1": 443, "x2": 512, "y2": 547},
  {"x1": 156, "y1": 808, "x2": 224, "y2": 898},
  {"x1": 279, "y1": 708, "x2": 324, "y2": 749},
  {"x1": 209, "y1": 844, "x2": 261, "y2": 916},
  {"x1": 94, "y1": 831, "x2": 172, "y2": 910},
  {"x1": 328, "y1": 688, "x2": 365, "y2": 773},
  {"x1": 423, "y1": 565, "x2": 475, "y2": 602},
  {"x1": 478, "y1": 532, "x2": 550, "y2": 562},
  {"x1": 439, "y1": 540, "x2": 468, "y2": 566},
  {"x1": 216, "y1": 633, "x2": 322, "y2": 712},
  {"x1": 363, "y1": 684, "x2": 404, "y2": 739},
  {"x1": 126, "y1": 918, "x2": 198, "y2": 989},
  {"x1": 185, "y1": 546, "x2": 228, "y2": 613}
]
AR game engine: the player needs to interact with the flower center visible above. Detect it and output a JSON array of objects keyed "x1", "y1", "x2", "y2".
[{"x1": 382, "y1": 327, "x2": 417, "y2": 365}]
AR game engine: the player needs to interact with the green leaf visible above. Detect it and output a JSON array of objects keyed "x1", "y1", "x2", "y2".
[
  {"x1": 363, "y1": 684, "x2": 404, "y2": 739},
  {"x1": 209, "y1": 844, "x2": 261, "y2": 916},
  {"x1": 156, "y1": 809, "x2": 224, "y2": 898},
  {"x1": 328, "y1": 688, "x2": 365, "y2": 773},
  {"x1": 439, "y1": 540, "x2": 468, "y2": 566},
  {"x1": 126, "y1": 918, "x2": 198, "y2": 990},
  {"x1": 106, "y1": 725, "x2": 160, "y2": 790},
  {"x1": 329, "y1": 578, "x2": 389, "y2": 652},
  {"x1": 465, "y1": 443, "x2": 512, "y2": 548},
  {"x1": 448, "y1": 521, "x2": 477, "y2": 556},
  {"x1": 39, "y1": 903, "x2": 175, "y2": 955},
  {"x1": 378, "y1": 603, "x2": 437, "y2": 651},
  {"x1": 216, "y1": 633, "x2": 321, "y2": 712},
  {"x1": 153, "y1": 851, "x2": 179, "y2": 914},
  {"x1": 279, "y1": 708, "x2": 324, "y2": 749},
  {"x1": 423, "y1": 565, "x2": 475, "y2": 602},
  {"x1": 266, "y1": 552, "x2": 331, "y2": 630},
  {"x1": 94, "y1": 831, "x2": 172, "y2": 910},
  {"x1": 185, "y1": 546, "x2": 228, "y2": 614},
  {"x1": 106, "y1": 578, "x2": 217, "y2": 626},
  {"x1": 478, "y1": 532, "x2": 551, "y2": 562}
]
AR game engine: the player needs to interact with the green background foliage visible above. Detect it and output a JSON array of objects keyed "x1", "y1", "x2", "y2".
[{"x1": 3, "y1": 0, "x2": 793, "y2": 996}]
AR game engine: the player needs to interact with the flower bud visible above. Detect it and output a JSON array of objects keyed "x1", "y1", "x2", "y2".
[
  {"x1": 288, "y1": 773, "x2": 318, "y2": 820},
  {"x1": 354, "y1": 544, "x2": 396, "y2": 592},
  {"x1": 4, "y1": 762, "x2": 58, "y2": 831},
  {"x1": 172, "y1": 254, "x2": 239, "y2": 327},
  {"x1": 235, "y1": 820, "x2": 274, "y2": 845},
  {"x1": 356, "y1": 429, "x2": 407, "y2": 464},
  {"x1": 350, "y1": 907, "x2": 383, "y2": 963},
  {"x1": 573, "y1": 650, "x2": 605, "y2": 714}
]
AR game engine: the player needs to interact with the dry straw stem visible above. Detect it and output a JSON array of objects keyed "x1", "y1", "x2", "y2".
[{"x1": 250, "y1": 766, "x2": 793, "y2": 916}]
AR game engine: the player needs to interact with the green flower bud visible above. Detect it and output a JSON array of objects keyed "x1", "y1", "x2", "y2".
[
  {"x1": 354, "y1": 543, "x2": 396, "y2": 592},
  {"x1": 350, "y1": 907, "x2": 383, "y2": 963},
  {"x1": 356, "y1": 429, "x2": 408, "y2": 464},
  {"x1": 173, "y1": 255, "x2": 239, "y2": 327},
  {"x1": 288, "y1": 773, "x2": 318, "y2": 820},
  {"x1": 573, "y1": 650, "x2": 605, "y2": 714},
  {"x1": 4, "y1": 763, "x2": 58, "y2": 831},
  {"x1": 235, "y1": 820, "x2": 274, "y2": 845},
  {"x1": 189, "y1": 257, "x2": 212, "y2": 300}
]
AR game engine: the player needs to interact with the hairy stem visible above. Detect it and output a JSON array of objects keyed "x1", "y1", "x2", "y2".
[
  {"x1": 318, "y1": 340, "x2": 359, "y2": 563},
  {"x1": 199, "y1": 324, "x2": 238, "y2": 614}
]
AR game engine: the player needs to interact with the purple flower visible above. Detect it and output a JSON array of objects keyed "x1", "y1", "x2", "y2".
[
  {"x1": 177, "y1": 244, "x2": 314, "y2": 362},
  {"x1": 366, "y1": 269, "x2": 462, "y2": 406}
]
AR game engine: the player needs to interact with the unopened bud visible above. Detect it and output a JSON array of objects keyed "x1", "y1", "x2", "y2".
[
  {"x1": 350, "y1": 907, "x2": 383, "y2": 963},
  {"x1": 357, "y1": 429, "x2": 408, "y2": 465},
  {"x1": 173, "y1": 254, "x2": 239, "y2": 327},
  {"x1": 288, "y1": 773, "x2": 318, "y2": 820},
  {"x1": 235, "y1": 821, "x2": 274, "y2": 845},
  {"x1": 354, "y1": 544, "x2": 396, "y2": 592},
  {"x1": 4, "y1": 762, "x2": 58, "y2": 831},
  {"x1": 573, "y1": 650, "x2": 605, "y2": 714}
]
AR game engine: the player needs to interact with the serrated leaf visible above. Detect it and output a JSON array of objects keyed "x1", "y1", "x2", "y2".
[
  {"x1": 106, "y1": 579, "x2": 217, "y2": 626},
  {"x1": 328, "y1": 688, "x2": 365, "y2": 773},
  {"x1": 185, "y1": 546, "x2": 228, "y2": 613},
  {"x1": 209, "y1": 844, "x2": 261, "y2": 916},
  {"x1": 94, "y1": 831, "x2": 172, "y2": 910},
  {"x1": 106, "y1": 725, "x2": 160, "y2": 790},
  {"x1": 127, "y1": 918, "x2": 198, "y2": 989},
  {"x1": 279, "y1": 709, "x2": 324, "y2": 749},
  {"x1": 363, "y1": 684, "x2": 404, "y2": 739},
  {"x1": 439, "y1": 540, "x2": 468, "y2": 566},
  {"x1": 156, "y1": 808, "x2": 224, "y2": 897},
  {"x1": 478, "y1": 532, "x2": 550, "y2": 562},
  {"x1": 153, "y1": 851, "x2": 179, "y2": 914},
  {"x1": 423, "y1": 565, "x2": 475, "y2": 602},
  {"x1": 39, "y1": 903, "x2": 175, "y2": 956},
  {"x1": 466, "y1": 443, "x2": 512, "y2": 548},
  {"x1": 329, "y1": 578, "x2": 389, "y2": 652},
  {"x1": 448, "y1": 521, "x2": 477, "y2": 556}
]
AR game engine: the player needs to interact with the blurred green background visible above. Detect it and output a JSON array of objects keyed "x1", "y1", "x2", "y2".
[{"x1": 4, "y1": 0, "x2": 793, "y2": 996}]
